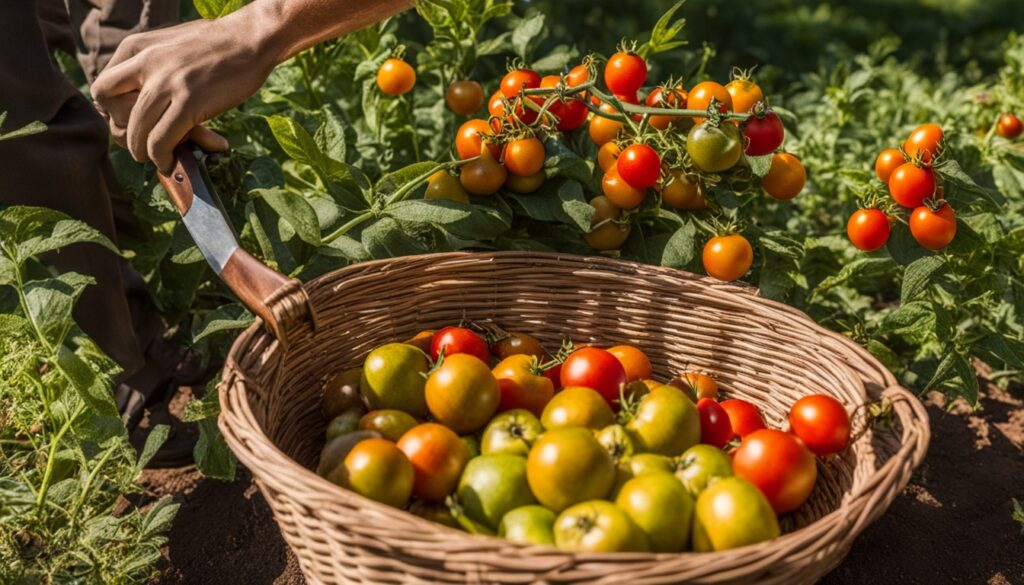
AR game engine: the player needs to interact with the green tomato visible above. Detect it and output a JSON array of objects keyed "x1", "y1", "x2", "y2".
[
  {"x1": 675, "y1": 444, "x2": 734, "y2": 497},
  {"x1": 625, "y1": 385, "x2": 700, "y2": 456},
  {"x1": 692, "y1": 477, "x2": 780, "y2": 551},
  {"x1": 540, "y1": 386, "x2": 614, "y2": 430},
  {"x1": 554, "y1": 500, "x2": 650, "y2": 553},
  {"x1": 686, "y1": 121, "x2": 742, "y2": 173},
  {"x1": 457, "y1": 454, "x2": 537, "y2": 531},
  {"x1": 317, "y1": 430, "x2": 381, "y2": 477},
  {"x1": 361, "y1": 343, "x2": 430, "y2": 417},
  {"x1": 462, "y1": 435, "x2": 481, "y2": 459},
  {"x1": 615, "y1": 472, "x2": 694, "y2": 552},
  {"x1": 481, "y1": 409, "x2": 543, "y2": 457},
  {"x1": 326, "y1": 409, "x2": 363, "y2": 441},
  {"x1": 499, "y1": 505, "x2": 556, "y2": 546},
  {"x1": 595, "y1": 424, "x2": 635, "y2": 462},
  {"x1": 358, "y1": 409, "x2": 419, "y2": 442},
  {"x1": 611, "y1": 453, "x2": 675, "y2": 497},
  {"x1": 527, "y1": 427, "x2": 615, "y2": 512}
]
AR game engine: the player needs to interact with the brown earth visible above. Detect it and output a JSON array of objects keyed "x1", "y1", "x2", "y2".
[{"x1": 147, "y1": 376, "x2": 1024, "y2": 585}]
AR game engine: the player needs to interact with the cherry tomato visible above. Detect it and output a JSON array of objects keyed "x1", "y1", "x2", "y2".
[
  {"x1": 424, "y1": 170, "x2": 470, "y2": 203},
  {"x1": 560, "y1": 347, "x2": 629, "y2": 408},
  {"x1": 687, "y1": 121, "x2": 742, "y2": 173},
  {"x1": 589, "y1": 103, "x2": 624, "y2": 146},
  {"x1": 397, "y1": 423, "x2": 470, "y2": 502},
  {"x1": 539, "y1": 75, "x2": 588, "y2": 131},
  {"x1": 481, "y1": 409, "x2": 543, "y2": 457},
  {"x1": 527, "y1": 427, "x2": 616, "y2": 511},
  {"x1": 616, "y1": 144, "x2": 661, "y2": 189},
  {"x1": 504, "y1": 137, "x2": 545, "y2": 176},
  {"x1": 671, "y1": 372, "x2": 718, "y2": 400},
  {"x1": 674, "y1": 444, "x2": 733, "y2": 497},
  {"x1": 719, "y1": 398, "x2": 766, "y2": 439},
  {"x1": 658, "y1": 170, "x2": 706, "y2": 210},
  {"x1": 696, "y1": 398, "x2": 732, "y2": 448},
  {"x1": 602, "y1": 165, "x2": 646, "y2": 209},
  {"x1": 445, "y1": 80, "x2": 484, "y2": 115},
  {"x1": 455, "y1": 119, "x2": 501, "y2": 160},
  {"x1": 376, "y1": 58, "x2": 416, "y2": 96},
  {"x1": 997, "y1": 113, "x2": 1023, "y2": 139},
  {"x1": 607, "y1": 345, "x2": 652, "y2": 382},
  {"x1": 789, "y1": 394, "x2": 851, "y2": 457},
  {"x1": 742, "y1": 111, "x2": 785, "y2": 156},
  {"x1": 645, "y1": 86, "x2": 687, "y2": 130},
  {"x1": 322, "y1": 367, "x2": 363, "y2": 419},
  {"x1": 504, "y1": 170, "x2": 545, "y2": 194},
  {"x1": 732, "y1": 429, "x2": 817, "y2": 514},
  {"x1": 488, "y1": 90, "x2": 506, "y2": 119},
  {"x1": 425, "y1": 354, "x2": 500, "y2": 433},
  {"x1": 459, "y1": 147, "x2": 507, "y2": 196},
  {"x1": 499, "y1": 505, "x2": 556, "y2": 546},
  {"x1": 490, "y1": 332, "x2": 545, "y2": 360},
  {"x1": 331, "y1": 438, "x2": 413, "y2": 508},
  {"x1": 687, "y1": 81, "x2": 733, "y2": 124},
  {"x1": 910, "y1": 203, "x2": 957, "y2": 250},
  {"x1": 874, "y1": 148, "x2": 905, "y2": 183},
  {"x1": 430, "y1": 326, "x2": 489, "y2": 363},
  {"x1": 566, "y1": 64, "x2": 589, "y2": 87},
  {"x1": 888, "y1": 163, "x2": 935, "y2": 208},
  {"x1": 604, "y1": 52, "x2": 647, "y2": 96},
  {"x1": 725, "y1": 78, "x2": 764, "y2": 114},
  {"x1": 540, "y1": 386, "x2": 615, "y2": 430},
  {"x1": 702, "y1": 234, "x2": 753, "y2": 282},
  {"x1": 847, "y1": 208, "x2": 891, "y2": 252},
  {"x1": 904, "y1": 123, "x2": 943, "y2": 162},
  {"x1": 543, "y1": 363, "x2": 563, "y2": 391},
  {"x1": 584, "y1": 195, "x2": 631, "y2": 250},
  {"x1": 500, "y1": 68, "x2": 542, "y2": 99},
  {"x1": 762, "y1": 152, "x2": 806, "y2": 200},
  {"x1": 597, "y1": 142, "x2": 621, "y2": 173},
  {"x1": 492, "y1": 354, "x2": 555, "y2": 416}
]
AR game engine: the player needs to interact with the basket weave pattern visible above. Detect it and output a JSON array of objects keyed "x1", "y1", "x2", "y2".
[{"x1": 218, "y1": 252, "x2": 929, "y2": 584}]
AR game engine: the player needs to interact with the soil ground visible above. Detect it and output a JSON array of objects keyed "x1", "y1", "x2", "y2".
[{"x1": 145, "y1": 375, "x2": 1024, "y2": 585}]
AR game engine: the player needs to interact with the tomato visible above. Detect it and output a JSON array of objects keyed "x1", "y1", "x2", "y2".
[
  {"x1": 658, "y1": 170, "x2": 706, "y2": 210},
  {"x1": 888, "y1": 163, "x2": 935, "y2": 208},
  {"x1": 499, "y1": 505, "x2": 556, "y2": 545},
  {"x1": 645, "y1": 86, "x2": 687, "y2": 130},
  {"x1": 358, "y1": 409, "x2": 418, "y2": 442},
  {"x1": 488, "y1": 90, "x2": 506, "y2": 119},
  {"x1": 742, "y1": 111, "x2": 785, "y2": 156},
  {"x1": 732, "y1": 429, "x2": 817, "y2": 514},
  {"x1": 425, "y1": 354, "x2": 500, "y2": 434},
  {"x1": 702, "y1": 233, "x2": 753, "y2": 282},
  {"x1": 457, "y1": 453, "x2": 537, "y2": 530},
  {"x1": 409, "y1": 500, "x2": 460, "y2": 529},
  {"x1": 910, "y1": 203, "x2": 957, "y2": 250},
  {"x1": 615, "y1": 472, "x2": 694, "y2": 552},
  {"x1": 527, "y1": 427, "x2": 615, "y2": 511},
  {"x1": 597, "y1": 142, "x2": 621, "y2": 172},
  {"x1": 322, "y1": 367, "x2": 363, "y2": 419},
  {"x1": 326, "y1": 410, "x2": 362, "y2": 441},
  {"x1": 459, "y1": 147, "x2": 507, "y2": 196},
  {"x1": 424, "y1": 170, "x2": 470, "y2": 203},
  {"x1": 687, "y1": 121, "x2": 742, "y2": 172},
  {"x1": 455, "y1": 119, "x2": 501, "y2": 160},
  {"x1": 625, "y1": 385, "x2": 700, "y2": 456},
  {"x1": 376, "y1": 58, "x2": 416, "y2": 96},
  {"x1": 789, "y1": 394, "x2": 851, "y2": 457},
  {"x1": 596, "y1": 424, "x2": 635, "y2": 462},
  {"x1": 500, "y1": 68, "x2": 542, "y2": 99},
  {"x1": 874, "y1": 148, "x2": 905, "y2": 183},
  {"x1": 725, "y1": 78, "x2": 764, "y2": 114},
  {"x1": 540, "y1": 386, "x2": 614, "y2": 430},
  {"x1": 601, "y1": 166, "x2": 646, "y2": 209},
  {"x1": 687, "y1": 81, "x2": 733, "y2": 124},
  {"x1": 445, "y1": 80, "x2": 484, "y2": 115},
  {"x1": 317, "y1": 430, "x2": 380, "y2": 477},
  {"x1": 404, "y1": 330, "x2": 435, "y2": 353},
  {"x1": 490, "y1": 332, "x2": 545, "y2": 361},
  {"x1": 674, "y1": 444, "x2": 734, "y2": 497},
  {"x1": 670, "y1": 372, "x2": 718, "y2": 400},
  {"x1": 331, "y1": 438, "x2": 414, "y2": 508},
  {"x1": 567, "y1": 64, "x2": 589, "y2": 87},
  {"x1": 607, "y1": 345, "x2": 652, "y2": 382},
  {"x1": 492, "y1": 354, "x2": 555, "y2": 416},
  {"x1": 604, "y1": 52, "x2": 647, "y2": 96},
  {"x1": 540, "y1": 75, "x2": 588, "y2": 131},
  {"x1": 697, "y1": 398, "x2": 732, "y2": 448},
  {"x1": 612, "y1": 453, "x2": 674, "y2": 496},
  {"x1": 904, "y1": 123, "x2": 943, "y2": 162},
  {"x1": 555, "y1": 500, "x2": 649, "y2": 552},
  {"x1": 481, "y1": 409, "x2": 543, "y2": 457},
  {"x1": 361, "y1": 343, "x2": 430, "y2": 417},
  {"x1": 616, "y1": 144, "x2": 661, "y2": 190},
  {"x1": 584, "y1": 196, "x2": 630, "y2": 251},
  {"x1": 997, "y1": 113, "x2": 1023, "y2": 139},
  {"x1": 504, "y1": 170, "x2": 545, "y2": 194},
  {"x1": 588, "y1": 103, "x2": 624, "y2": 146},
  {"x1": 560, "y1": 347, "x2": 628, "y2": 407},
  {"x1": 396, "y1": 423, "x2": 470, "y2": 502},
  {"x1": 692, "y1": 477, "x2": 779, "y2": 551},
  {"x1": 762, "y1": 152, "x2": 806, "y2": 200},
  {"x1": 847, "y1": 208, "x2": 891, "y2": 252},
  {"x1": 503, "y1": 137, "x2": 545, "y2": 176},
  {"x1": 719, "y1": 399, "x2": 766, "y2": 439},
  {"x1": 430, "y1": 326, "x2": 489, "y2": 363}
]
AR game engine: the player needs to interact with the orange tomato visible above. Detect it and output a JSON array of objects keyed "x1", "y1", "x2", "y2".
[
  {"x1": 607, "y1": 345, "x2": 652, "y2": 382},
  {"x1": 397, "y1": 423, "x2": 471, "y2": 502}
]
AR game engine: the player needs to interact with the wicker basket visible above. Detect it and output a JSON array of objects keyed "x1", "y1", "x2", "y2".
[{"x1": 160, "y1": 149, "x2": 929, "y2": 584}]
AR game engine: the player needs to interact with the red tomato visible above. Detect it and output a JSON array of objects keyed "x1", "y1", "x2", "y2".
[
  {"x1": 909, "y1": 204, "x2": 957, "y2": 250},
  {"x1": 888, "y1": 163, "x2": 935, "y2": 208},
  {"x1": 604, "y1": 52, "x2": 647, "y2": 96},
  {"x1": 742, "y1": 111, "x2": 785, "y2": 156},
  {"x1": 539, "y1": 75, "x2": 587, "y2": 131},
  {"x1": 607, "y1": 345, "x2": 652, "y2": 382},
  {"x1": 997, "y1": 113, "x2": 1023, "y2": 139},
  {"x1": 616, "y1": 144, "x2": 661, "y2": 189},
  {"x1": 788, "y1": 395, "x2": 851, "y2": 456},
  {"x1": 492, "y1": 354, "x2": 555, "y2": 416},
  {"x1": 874, "y1": 148, "x2": 904, "y2": 183},
  {"x1": 560, "y1": 347, "x2": 628, "y2": 408},
  {"x1": 732, "y1": 429, "x2": 817, "y2": 514},
  {"x1": 430, "y1": 326, "x2": 490, "y2": 363},
  {"x1": 847, "y1": 208, "x2": 891, "y2": 252},
  {"x1": 904, "y1": 123, "x2": 943, "y2": 162},
  {"x1": 500, "y1": 68, "x2": 542, "y2": 99},
  {"x1": 645, "y1": 86, "x2": 687, "y2": 130},
  {"x1": 719, "y1": 399, "x2": 766, "y2": 439},
  {"x1": 396, "y1": 423, "x2": 471, "y2": 502},
  {"x1": 697, "y1": 398, "x2": 733, "y2": 448},
  {"x1": 543, "y1": 363, "x2": 563, "y2": 391},
  {"x1": 567, "y1": 64, "x2": 590, "y2": 87}
]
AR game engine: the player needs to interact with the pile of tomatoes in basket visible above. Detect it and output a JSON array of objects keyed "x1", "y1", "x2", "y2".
[{"x1": 317, "y1": 325, "x2": 852, "y2": 553}]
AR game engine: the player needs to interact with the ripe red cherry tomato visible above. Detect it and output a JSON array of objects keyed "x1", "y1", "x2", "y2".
[
  {"x1": 788, "y1": 395, "x2": 851, "y2": 457},
  {"x1": 888, "y1": 163, "x2": 935, "y2": 208},
  {"x1": 909, "y1": 203, "x2": 957, "y2": 251},
  {"x1": 719, "y1": 399, "x2": 766, "y2": 439},
  {"x1": 874, "y1": 148, "x2": 904, "y2": 183},
  {"x1": 616, "y1": 144, "x2": 661, "y2": 190},
  {"x1": 742, "y1": 111, "x2": 785, "y2": 156},
  {"x1": 604, "y1": 52, "x2": 647, "y2": 96},
  {"x1": 500, "y1": 68, "x2": 542, "y2": 99},
  {"x1": 430, "y1": 327, "x2": 490, "y2": 363},
  {"x1": 645, "y1": 86, "x2": 687, "y2": 130},
  {"x1": 697, "y1": 398, "x2": 733, "y2": 449},
  {"x1": 539, "y1": 75, "x2": 587, "y2": 131},
  {"x1": 847, "y1": 208, "x2": 891, "y2": 252},
  {"x1": 904, "y1": 123, "x2": 943, "y2": 162},
  {"x1": 997, "y1": 113, "x2": 1023, "y2": 139},
  {"x1": 732, "y1": 429, "x2": 817, "y2": 514},
  {"x1": 560, "y1": 347, "x2": 628, "y2": 409}
]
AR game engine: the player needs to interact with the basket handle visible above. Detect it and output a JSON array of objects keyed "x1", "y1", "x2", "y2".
[{"x1": 156, "y1": 143, "x2": 314, "y2": 349}]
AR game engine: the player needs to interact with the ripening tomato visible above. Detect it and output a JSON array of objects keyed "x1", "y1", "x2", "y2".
[
  {"x1": 504, "y1": 170, "x2": 545, "y2": 194},
  {"x1": 540, "y1": 386, "x2": 615, "y2": 430},
  {"x1": 560, "y1": 347, "x2": 629, "y2": 408},
  {"x1": 361, "y1": 343, "x2": 430, "y2": 417},
  {"x1": 888, "y1": 163, "x2": 935, "y2": 208},
  {"x1": 625, "y1": 385, "x2": 701, "y2": 456},
  {"x1": 499, "y1": 505, "x2": 556, "y2": 546},
  {"x1": 358, "y1": 409, "x2": 418, "y2": 442},
  {"x1": 458, "y1": 454, "x2": 537, "y2": 530},
  {"x1": 589, "y1": 103, "x2": 624, "y2": 146},
  {"x1": 500, "y1": 68, "x2": 542, "y2": 99},
  {"x1": 318, "y1": 430, "x2": 380, "y2": 478},
  {"x1": 490, "y1": 332, "x2": 545, "y2": 360},
  {"x1": 554, "y1": 500, "x2": 650, "y2": 552},
  {"x1": 424, "y1": 354, "x2": 500, "y2": 433},
  {"x1": 674, "y1": 444, "x2": 734, "y2": 497},
  {"x1": 702, "y1": 234, "x2": 753, "y2": 282},
  {"x1": 904, "y1": 123, "x2": 943, "y2": 162},
  {"x1": 455, "y1": 119, "x2": 501, "y2": 160},
  {"x1": 602, "y1": 166, "x2": 646, "y2": 209},
  {"x1": 566, "y1": 64, "x2": 589, "y2": 87},
  {"x1": 658, "y1": 170, "x2": 706, "y2": 210},
  {"x1": 762, "y1": 152, "x2": 807, "y2": 200},
  {"x1": 789, "y1": 394, "x2": 851, "y2": 456},
  {"x1": 615, "y1": 473, "x2": 694, "y2": 552},
  {"x1": 459, "y1": 148, "x2": 507, "y2": 196},
  {"x1": 616, "y1": 144, "x2": 661, "y2": 189},
  {"x1": 504, "y1": 137, "x2": 546, "y2": 176},
  {"x1": 430, "y1": 326, "x2": 489, "y2": 363},
  {"x1": 645, "y1": 86, "x2": 687, "y2": 130},
  {"x1": 528, "y1": 427, "x2": 616, "y2": 511},
  {"x1": 687, "y1": 122, "x2": 742, "y2": 173},
  {"x1": 424, "y1": 170, "x2": 470, "y2": 203},
  {"x1": 376, "y1": 58, "x2": 416, "y2": 96},
  {"x1": 397, "y1": 423, "x2": 470, "y2": 502},
  {"x1": 671, "y1": 372, "x2": 718, "y2": 400},
  {"x1": 492, "y1": 354, "x2": 555, "y2": 416},
  {"x1": 719, "y1": 398, "x2": 766, "y2": 439},
  {"x1": 607, "y1": 345, "x2": 652, "y2": 382},
  {"x1": 847, "y1": 208, "x2": 891, "y2": 252},
  {"x1": 910, "y1": 203, "x2": 957, "y2": 250},
  {"x1": 333, "y1": 438, "x2": 414, "y2": 508},
  {"x1": 732, "y1": 429, "x2": 817, "y2": 514},
  {"x1": 597, "y1": 142, "x2": 621, "y2": 173},
  {"x1": 687, "y1": 81, "x2": 733, "y2": 124},
  {"x1": 742, "y1": 111, "x2": 785, "y2": 156},
  {"x1": 481, "y1": 409, "x2": 543, "y2": 456},
  {"x1": 445, "y1": 80, "x2": 484, "y2": 115},
  {"x1": 691, "y1": 477, "x2": 779, "y2": 551},
  {"x1": 325, "y1": 409, "x2": 362, "y2": 441},
  {"x1": 997, "y1": 113, "x2": 1023, "y2": 139},
  {"x1": 725, "y1": 78, "x2": 764, "y2": 113},
  {"x1": 874, "y1": 148, "x2": 905, "y2": 183},
  {"x1": 697, "y1": 398, "x2": 732, "y2": 448},
  {"x1": 322, "y1": 367, "x2": 362, "y2": 419},
  {"x1": 604, "y1": 52, "x2": 647, "y2": 96},
  {"x1": 584, "y1": 195, "x2": 631, "y2": 250},
  {"x1": 488, "y1": 90, "x2": 506, "y2": 118}
]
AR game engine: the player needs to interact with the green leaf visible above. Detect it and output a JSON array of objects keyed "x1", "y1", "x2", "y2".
[
  {"x1": 640, "y1": 0, "x2": 688, "y2": 57},
  {"x1": 264, "y1": 115, "x2": 348, "y2": 183},
  {"x1": 0, "y1": 479, "x2": 35, "y2": 521},
  {"x1": 192, "y1": 303, "x2": 254, "y2": 343},
  {"x1": 195, "y1": 417, "x2": 236, "y2": 481},
  {"x1": 314, "y1": 111, "x2": 348, "y2": 164},
  {"x1": 385, "y1": 199, "x2": 509, "y2": 240},
  {"x1": 748, "y1": 155, "x2": 773, "y2": 178},
  {"x1": 57, "y1": 345, "x2": 119, "y2": 418},
  {"x1": 812, "y1": 257, "x2": 891, "y2": 297},
  {"x1": 319, "y1": 235, "x2": 371, "y2": 262},
  {"x1": 193, "y1": 0, "x2": 247, "y2": 19},
  {"x1": 243, "y1": 157, "x2": 285, "y2": 192},
  {"x1": 949, "y1": 354, "x2": 980, "y2": 406},
  {"x1": 135, "y1": 425, "x2": 170, "y2": 473},
  {"x1": 661, "y1": 222, "x2": 696, "y2": 269},
  {"x1": 881, "y1": 301, "x2": 936, "y2": 344},
  {"x1": 23, "y1": 272, "x2": 95, "y2": 347},
  {"x1": 376, "y1": 161, "x2": 439, "y2": 201},
  {"x1": 543, "y1": 138, "x2": 593, "y2": 185},
  {"x1": 361, "y1": 217, "x2": 429, "y2": 258},
  {"x1": 253, "y1": 189, "x2": 322, "y2": 246},
  {"x1": 0, "y1": 120, "x2": 46, "y2": 142},
  {"x1": 978, "y1": 334, "x2": 1024, "y2": 370},
  {"x1": 924, "y1": 350, "x2": 959, "y2": 392},
  {"x1": 886, "y1": 224, "x2": 930, "y2": 266},
  {"x1": 0, "y1": 206, "x2": 120, "y2": 267},
  {"x1": 511, "y1": 13, "x2": 546, "y2": 61},
  {"x1": 934, "y1": 159, "x2": 1003, "y2": 208},
  {"x1": 900, "y1": 256, "x2": 945, "y2": 305}
]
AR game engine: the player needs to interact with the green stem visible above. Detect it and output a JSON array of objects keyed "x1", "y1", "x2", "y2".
[
  {"x1": 68, "y1": 440, "x2": 118, "y2": 523},
  {"x1": 322, "y1": 211, "x2": 376, "y2": 244},
  {"x1": 384, "y1": 158, "x2": 478, "y2": 207},
  {"x1": 299, "y1": 53, "x2": 323, "y2": 109},
  {"x1": 522, "y1": 84, "x2": 752, "y2": 122},
  {"x1": 35, "y1": 409, "x2": 78, "y2": 512}
]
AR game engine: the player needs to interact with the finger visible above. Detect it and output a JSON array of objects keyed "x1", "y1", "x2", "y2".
[
  {"x1": 104, "y1": 34, "x2": 143, "y2": 72},
  {"x1": 91, "y1": 59, "x2": 144, "y2": 104},
  {"x1": 188, "y1": 126, "x2": 230, "y2": 154},
  {"x1": 126, "y1": 89, "x2": 171, "y2": 163},
  {"x1": 109, "y1": 120, "x2": 128, "y2": 149},
  {"x1": 147, "y1": 102, "x2": 194, "y2": 174},
  {"x1": 102, "y1": 90, "x2": 139, "y2": 130}
]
